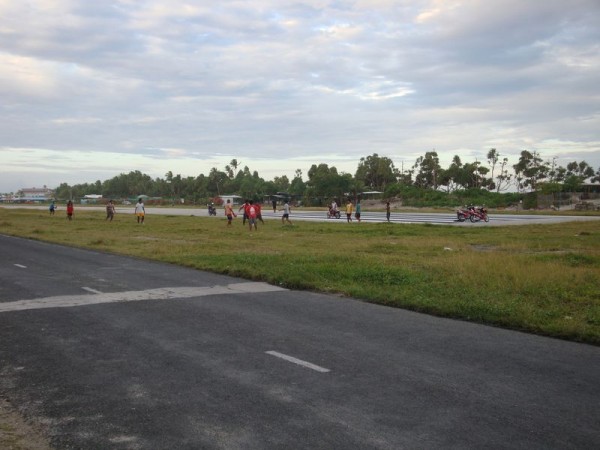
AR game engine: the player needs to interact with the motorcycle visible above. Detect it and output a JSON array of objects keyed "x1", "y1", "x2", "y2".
[
  {"x1": 207, "y1": 204, "x2": 217, "y2": 216},
  {"x1": 469, "y1": 206, "x2": 489, "y2": 223},
  {"x1": 327, "y1": 207, "x2": 341, "y2": 219},
  {"x1": 456, "y1": 205, "x2": 475, "y2": 222}
]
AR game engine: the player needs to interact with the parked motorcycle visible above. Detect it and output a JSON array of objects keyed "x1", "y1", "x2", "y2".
[
  {"x1": 327, "y1": 207, "x2": 341, "y2": 219},
  {"x1": 469, "y1": 206, "x2": 489, "y2": 222},
  {"x1": 456, "y1": 205, "x2": 475, "y2": 222}
]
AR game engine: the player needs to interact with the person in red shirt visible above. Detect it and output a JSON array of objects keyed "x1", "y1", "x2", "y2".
[
  {"x1": 238, "y1": 200, "x2": 249, "y2": 225},
  {"x1": 254, "y1": 202, "x2": 264, "y2": 225},
  {"x1": 245, "y1": 200, "x2": 258, "y2": 231},
  {"x1": 66, "y1": 200, "x2": 74, "y2": 221}
]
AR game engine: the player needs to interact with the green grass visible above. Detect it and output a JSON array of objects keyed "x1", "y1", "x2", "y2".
[{"x1": 2, "y1": 208, "x2": 599, "y2": 344}]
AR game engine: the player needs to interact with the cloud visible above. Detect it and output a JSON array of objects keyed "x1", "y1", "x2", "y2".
[{"x1": 0, "y1": 0, "x2": 599, "y2": 192}]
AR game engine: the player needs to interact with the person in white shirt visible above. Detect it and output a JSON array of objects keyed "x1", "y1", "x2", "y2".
[
  {"x1": 280, "y1": 201, "x2": 292, "y2": 225},
  {"x1": 135, "y1": 198, "x2": 145, "y2": 224}
]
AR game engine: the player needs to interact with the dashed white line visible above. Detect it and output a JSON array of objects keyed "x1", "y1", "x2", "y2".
[
  {"x1": 14, "y1": 264, "x2": 27, "y2": 269},
  {"x1": 266, "y1": 351, "x2": 330, "y2": 373}
]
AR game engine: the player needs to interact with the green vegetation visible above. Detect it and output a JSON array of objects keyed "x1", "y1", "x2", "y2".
[
  {"x1": 43, "y1": 151, "x2": 600, "y2": 208},
  {"x1": 1, "y1": 208, "x2": 599, "y2": 345}
]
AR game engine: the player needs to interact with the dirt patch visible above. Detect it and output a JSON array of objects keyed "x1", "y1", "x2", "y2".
[
  {"x1": 469, "y1": 244, "x2": 498, "y2": 252},
  {"x1": 0, "y1": 398, "x2": 51, "y2": 450}
]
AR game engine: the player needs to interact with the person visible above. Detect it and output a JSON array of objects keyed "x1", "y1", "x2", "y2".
[
  {"x1": 255, "y1": 201, "x2": 265, "y2": 225},
  {"x1": 224, "y1": 199, "x2": 236, "y2": 226},
  {"x1": 135, "y1": 198, "x2": 145, "y2": 224},
  {"x1": 331, "y1": 199, "x2": 338, "y2": 213},
  {"x1": 272, "y1": 199, "x2": 277, "y2": 213},
  {"x1": 280, "y1": 201, "x2": 292, "y2": 225},
  {"x1": 49, "y1": 201, "x2": 56, "y2": 215},
  {"x1": 386, "y1": 201, "x2": 391, "y2": 222},
  {"x1": 246, "y1": 200, "x2": 258, "y2": 231},
  {"x1": 239, "y1": 200, "x2": 249, "y2": 225},
  {"x1": 355, "y1": 199, "x2": 361, "y2": 223},
  {"x1": 345, "y1": 199, "x2": 353, "y2": 223},
  {"x1": 106, "y1": 200, "x2": 115, "y2": 221},
  {"x1": 66, "y1": 200, "x2": 74, "y2": 220}
]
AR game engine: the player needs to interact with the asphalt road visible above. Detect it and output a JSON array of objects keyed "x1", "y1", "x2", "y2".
[
  {"x1": 0, "y1": 234, "x2": 598, "y2": 449},
  {"x1": 3, "y1": 204, "x2": 600, "y2": 226}
]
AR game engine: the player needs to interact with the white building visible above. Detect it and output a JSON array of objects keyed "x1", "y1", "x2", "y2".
[{"x1": 16, "y1": 186, "x2": 54, "y2": 202}]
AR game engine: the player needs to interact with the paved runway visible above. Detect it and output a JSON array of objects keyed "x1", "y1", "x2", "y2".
[
  {"x1": 3, "y1": 204, "x2": 600, "y2": 226},
  {"x1": 1, "y1": 234, "x2": 599, "y2": 448}
]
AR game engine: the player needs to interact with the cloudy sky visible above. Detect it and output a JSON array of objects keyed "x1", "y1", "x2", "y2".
[{"x1": 1, "y1": 0, "x2": 599, "y2": 192}]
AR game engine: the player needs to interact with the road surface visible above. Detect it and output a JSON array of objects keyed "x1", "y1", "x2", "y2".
[
  {"x1": 2, "y1": 204, "x2": 599, "y2": 226},
  {"x1": 1, "y1": 234, "x2": 598, "y2": 448}
]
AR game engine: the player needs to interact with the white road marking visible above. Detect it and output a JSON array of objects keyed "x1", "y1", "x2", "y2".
[
  {"x1": 0, "y1": 282, "x2": 286, "y2": 313},
  {"x1": 266, "y1": 351, "x2": 330, "y2": 373},
  {"x1": 14, "y1": 264, "x2": 27, "y2": 269},
  {"x1": 82, "y1": 287, "x2": 103, "y2": 294}
]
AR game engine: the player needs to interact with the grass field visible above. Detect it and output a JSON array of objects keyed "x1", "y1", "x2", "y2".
[{"x1": 1, "y1": 207, "x2": 599, "y2": 345}]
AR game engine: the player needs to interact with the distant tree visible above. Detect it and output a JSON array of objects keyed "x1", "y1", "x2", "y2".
[
  {"x1": 355, "y1": 153, "x2": 398, "y2": 191},
  {"x1": 346, "y1": 175, "x2": 365, "y2": 202},
  {"x1": 306, "y1": 163, "x2": 348, "y2": 202},
  {"x1": 413, "y1": 151, "x2": 441, "y2": 189},
  {"x1": 439, "y1": 155, "x2": 463, "y2": 192},
  {"x1": 273, "y1": 175, "x2": 290, "y2": 192},
  {"x1": 552, "y1": 166, "x2": 567, "y2": 183},
  {"x1": 460, "y1": 161, "x2": 483, "y2": 189},
  {"x1": 561, "y1": 161, "x2": 594, "y2": 192},
  {"x1": 208, "y1": 167, "x2": 227, "y2": 196},
  {"x1": 289, "y1": 169, "x2": 306, "y2": 197},
  {"x1": 566, "y1": 160, "x2": 595, "y2": 180},
  {"x1": 487, "y1": 148, "x2": 511, "y2": 191},
  {"x1": 230, "y1": 159, "x2": 240, "y2": 175},
  {"x1": 487, "y1": 149, "x2": 499, "y2": 182},
  {"x1": 592, "y1": 166, "x2": 600, "y2": 184},
  {"x1": 397, "y1": 168, "x2": 413, "y2": 185},
  {"x1": 513, "y1": 150, "x2": 548, "y2": 192},
  {"x1": 494, "y1": 156, "x2": 513, "y2": 192}
]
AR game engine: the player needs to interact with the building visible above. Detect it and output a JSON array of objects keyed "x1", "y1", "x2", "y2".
[
  {"x1": 15, "y1": 186, "x2": 54, "y2": 202},
  {"x1": 81, "y1": 194, "x2": 103, "y2": 204},
  {"x1": 219, "y1": 194, "x2": 243, "y2": 205}
]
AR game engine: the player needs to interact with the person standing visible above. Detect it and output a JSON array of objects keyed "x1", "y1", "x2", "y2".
[
  {"x1": 106, "y1": 200, "x2": 115, "y2": 221},
  {"x1": 345, "y1": 199, "x2": 353, "y2": 223},
  {"x1": 246, "y1": 200, "x2": 258, "y2": 231},
  {"x1": 135, "y1": 198, "x2": 145, "y2": 224},
  {"x1": 49, "y1": 201, "x2": 56, "y2": 215},
  {"x1": 255, "y1": 201, "x2": 264, "y2": 225},
  {"x1": 280, "y1": 201, "x2": 292, "y2": 225},
  {"x1": 355, "y1": 200, "x2": 361, "y2": 223},
  {"x1": 386, "y1": 201, "x2": 391, "y2": 222},
  {"x1": 272, "y1": 199, "x2": 277, "y2": 213},
  {"x1": 239, "y1": 200, "x2": 249, "y2": 226},
  {"x1": 66, "y1": 200, "x2": 74, "y2": 220},
  {"x1": 224, "y1": 199, "x2": 236, "y2": 226}
]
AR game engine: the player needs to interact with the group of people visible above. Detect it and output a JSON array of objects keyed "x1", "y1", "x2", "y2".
[
  {"x1": 48, "y1": 197, "x2": 391, "y2": 226},
  {"x1": 48, "y1": 199, "x2": 129, "y2": 222},
  {"x1": 330, "y1": 199, "x2": 392, "y2": 223},
  {"x1": 330, "y1": 199, "x2": 362, "y2": 223},
  {"x1": 49, "y1": 201, "x2": 75, "y2": 220},
  {"x1": 223, "y1": 199, "x2": 292, "y2": 230}
]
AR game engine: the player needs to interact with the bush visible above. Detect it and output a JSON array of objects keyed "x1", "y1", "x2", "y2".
[{"x1": 384, "y1": 185, "x2": 523, "y2": 208}]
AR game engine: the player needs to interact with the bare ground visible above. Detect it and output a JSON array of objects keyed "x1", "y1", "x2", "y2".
[{"x1": 0, "y1": 398, "x2": 51, "y2": 449}]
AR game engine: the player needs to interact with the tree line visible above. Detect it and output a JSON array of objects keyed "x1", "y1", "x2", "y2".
[{"x1": 53, "y1": 151, "x2": 600, "y2": 207}]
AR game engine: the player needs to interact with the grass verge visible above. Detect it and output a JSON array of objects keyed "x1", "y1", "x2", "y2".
[{"x1": 1, "y1": 208, "x2": 599, "y2": 344}]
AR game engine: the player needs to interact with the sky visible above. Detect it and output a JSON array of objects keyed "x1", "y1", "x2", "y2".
[{"x1": 1, "y1": 0, "x2": 599, "y2": 193}]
